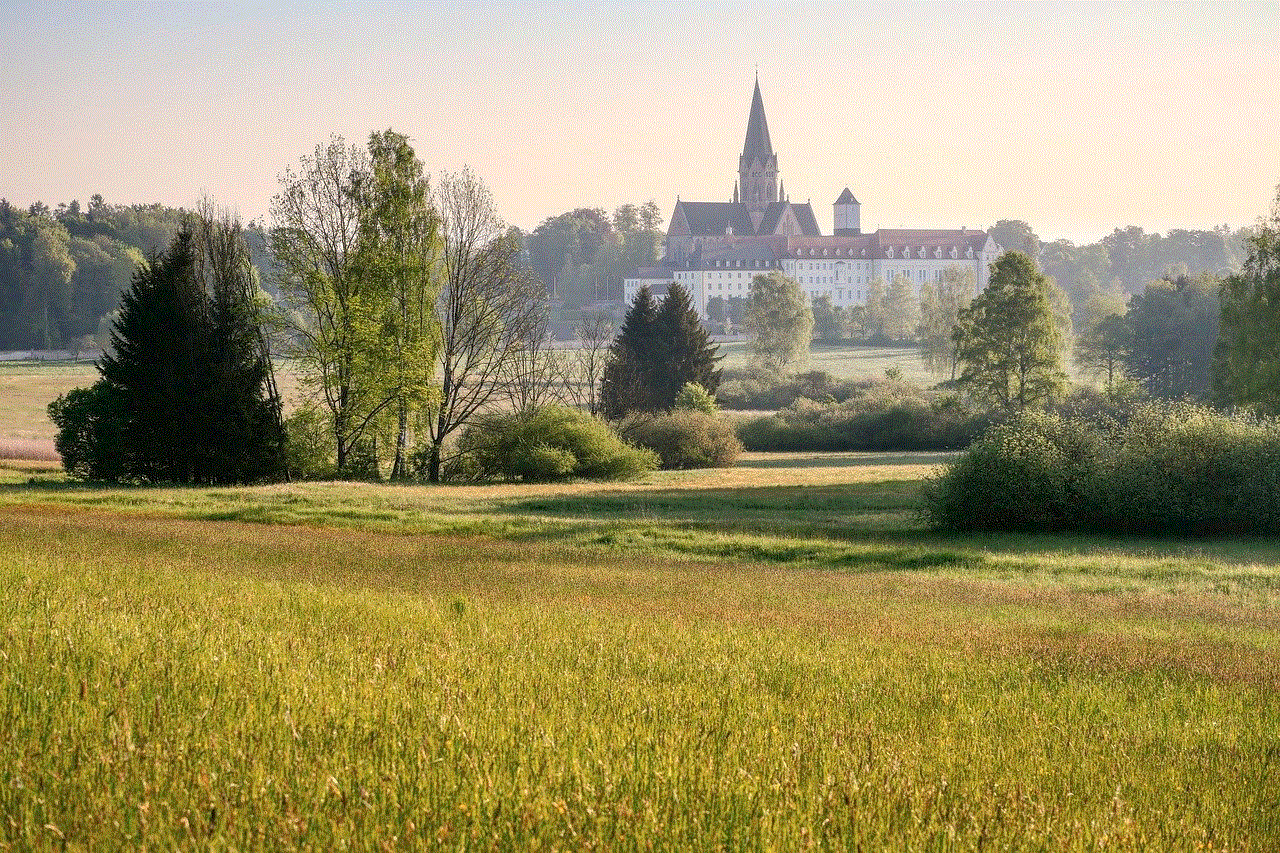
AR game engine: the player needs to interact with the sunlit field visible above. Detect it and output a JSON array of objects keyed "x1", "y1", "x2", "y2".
[
  {"x1": 0, "y1": 359, "x2": 303, "y2": 452},
  {"x1": 2, "y1": 453, "x2": 1279, "y2": 849},
  {"x1": 0, "y1": 346, "x2": 924, "y2": 455},
  {"x1": 719, "y1": 341, "x2": 935, "y2": 385}
]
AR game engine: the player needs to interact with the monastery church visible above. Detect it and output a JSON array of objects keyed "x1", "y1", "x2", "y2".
[{"x1": 625, "y1": 78, "x2": 1001, "y2": 317}]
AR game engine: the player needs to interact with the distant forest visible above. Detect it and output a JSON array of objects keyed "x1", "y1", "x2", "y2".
[
  {"x1": 0, "y1": 197, "x2": 274, "y2": 351},
  {"x1": 0, "y1": 194, "x2": 1258, "y2": 351}
]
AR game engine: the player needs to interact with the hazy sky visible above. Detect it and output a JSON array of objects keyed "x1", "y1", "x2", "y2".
[{"x1": 2, "y1": 1, "x2": 1276, "y2": 243}]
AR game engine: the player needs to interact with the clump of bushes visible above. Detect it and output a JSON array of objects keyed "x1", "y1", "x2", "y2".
[
  {"x1": 625, "y1": 410, "x2": 743, "y2": 469},
  {"x1": 924, "y1": 402, "x2": 1280, "y2": 534},
  {"x1": 716, "y1": 368, "x2": 875, "y2": 410},
  {"x1": 448, "y1": 405, "x2": 657, "y2": 483},
  {"x1": 737, "y1": 386, "x2": 996, "y2": 452}
]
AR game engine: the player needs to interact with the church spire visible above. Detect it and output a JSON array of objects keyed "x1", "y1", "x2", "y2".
[
  {"x1": 738, "y1": 77, "x2": 779, "y2": 214},
  {"x1": 741, "y1": 77, "x2": 774, "y2": 165}
]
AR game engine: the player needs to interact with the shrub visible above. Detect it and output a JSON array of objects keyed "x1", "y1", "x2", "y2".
[
  {"x1": 674, "y1": 382, "x2": 719, "y2": 414},
  {"x1": 925, "y1": 402, "x2": 1280, "y2": 535},
  {"x1": 452, "y1": 405, "x2": 657, "y2": 483},
  {"x1": 922, "y1": 410, "x2": 1106, "y2": 531},
  {"x1": 736, "y1": 387, "x2": 996, "y2": 453},
  {"x1": 47, "y1": 380, "x2": 129, "y2": 481},
  {"x1": 716, "y1": 368, "x2": 871, "y2": 410},
  {"x1": 625, "y1": 410, "x2": 742, "y2": 469}
]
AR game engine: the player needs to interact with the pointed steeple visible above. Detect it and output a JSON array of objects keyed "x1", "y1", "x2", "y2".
[
  {"x1": 741, "y1": 77, "x2": 774, "y2": 164},
  {"x1": 733, "y1": 181, "x2": 739, "y2": 204},
  {"x1": 779, "y1": 179, "x2": 786, "y2": 203},
  {"x1": 738, "y1": 77, "x2": 780, "y2": 214}
]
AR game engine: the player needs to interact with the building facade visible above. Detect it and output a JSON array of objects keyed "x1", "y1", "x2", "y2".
[{"x1": 625, "y1": 79, "x2": 1001, "y2": 317}]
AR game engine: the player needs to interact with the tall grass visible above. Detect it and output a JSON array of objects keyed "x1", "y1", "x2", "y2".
[{"x1": 2, "y1": 508, "x2": 1278, "y2": 849}]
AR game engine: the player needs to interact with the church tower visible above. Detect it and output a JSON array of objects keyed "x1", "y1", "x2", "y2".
[{"x1": 738, "y1": 77, "x2": 779, "y2": 216}]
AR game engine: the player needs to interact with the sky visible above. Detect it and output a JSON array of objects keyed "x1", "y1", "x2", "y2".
[{"x1": 1, "y1": 1, "x2": 1277, "y2": 244}]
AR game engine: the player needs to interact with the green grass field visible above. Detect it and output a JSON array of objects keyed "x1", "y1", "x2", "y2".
[
  {"x1": 0, "y1": 346, "x2": 928, "y2": 452},
  {"x1": 2, "y1": 454, "x2": 1278, "y2": 849},
  {"x1": 719, "y1": 340, "x2": 936, "y2": 385}
]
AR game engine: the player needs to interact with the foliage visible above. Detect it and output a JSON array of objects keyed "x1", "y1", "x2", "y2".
[
  {"x1": 955, "y1": 251, "x2": 1067, "y2": 411},
  {"x1": 736, "y1": 385, "x2": 995, "y2": 452},
  {"x1": 673, "y1": 381, "x2": 718, "y2": 414},
  {"x1": 422, "y1": 168, "x2": 548, "y2": 482},
  {"x1": 600, "y1": 284, "x2": 720, "y2": 418},
  {"x1": 47, "y1": 381, "x2": 128, "y2": 480},
  {"x1": 882, "y1": 273, "x2": 920, "y2": 341},
  {"x1": 528, "y1": 203, "x2": 662, "y2": 306},
  {"x1": 1215, "y1": 186, "x2": 1280, "y2": 414},
  {"x1": 1124, "y1": 272, "x2": 1219, "y2": 400},
  {"x1": 925, "y1": 402, "x2": 1280, "y2": 534},
  {"x1": 351, "y1": 130, "x2": 442, "y2": 479},
  {"x1": 624, "y1": 409, "x2": 741, "y2": 469},
  {"x1": 453, "y1": 405, "x2": 657, "y2": 482},
  {"x1": 1075, "y1": 312, "x2": 1133, "y2": 386},
  {"x1": 88, "y1": 224, "x2": 284, "y2": 484},
  {"x1": 717, "y1": 367, "x2": 879, "y2": 410},
  {"x1": 746, "y1": 271, "x2": 812, "y2": 373},
  {"x1": 283, "y1": 404, "x2": 336, "y2": 480},
  {"x1": 811, "y1": 295, "x2": 848, "y2": 343},
  {"x1": 272, "y1": 136, "x2": 391, "y2": 473},
  {"x1": 600, "y1": 285, "x2": 661, "y2": 418},
  {"x1": 653, "y1": 283, "x2": 721, "y2": 403},
  {"x1": 917, "y1": 265, "x2": 975, "y2": 378}
]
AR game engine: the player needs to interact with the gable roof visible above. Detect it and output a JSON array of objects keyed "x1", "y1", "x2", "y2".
[
  {"x1": 791, "y1": 203, "x2": 822, "y2": 236},
  {"x1": 673, "y1": 201, "x2": 756, "y2": 237}
]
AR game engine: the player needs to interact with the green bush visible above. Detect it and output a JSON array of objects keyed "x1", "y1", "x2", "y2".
[
  {"x1": 453, "y1": 406, "x2": 657, "y2": 483},
  {"x1": 673, "y1": 382, "x2": 719, "y2": 414},
  {"x1": 716, "y1": 368, "x2": 872, "y2": 410},
  {"x1": 736, "y1": 388, "x2": 996, "y2": 453},
  {"x1": 925, "y1": 402, "x2": 1280, "y2": 534},
  {"x1": 625, "y1": 410, "x2": 743, "y2": 469},
  {"x1": 47, "y1": 380, "x2": 129, "y2": 481}
]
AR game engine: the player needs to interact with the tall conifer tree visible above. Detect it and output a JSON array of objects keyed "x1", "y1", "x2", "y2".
[
  {"x1": 653, "y1": 282, "x2": 721, "y2": 404},
  {"x1": 600, "y1": 285, "x2": 659, "y2": 418}
]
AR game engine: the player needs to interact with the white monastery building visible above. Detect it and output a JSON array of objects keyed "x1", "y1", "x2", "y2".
[{"x1": 625, "y1": 78, "x2": 1001, "y2": 316}]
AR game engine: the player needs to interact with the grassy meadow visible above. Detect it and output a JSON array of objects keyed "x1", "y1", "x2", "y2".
[
  {"x1": 2, "y1": 453, "x2": 1280, "y2": 849},
  {"x1": 0, "y1": 345, "x2": 926, "y2": 454}
]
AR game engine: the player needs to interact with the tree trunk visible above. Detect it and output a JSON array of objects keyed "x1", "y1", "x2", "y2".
[
  {"x1": 390, "y1": 400, "x2": 408, "y2": 480},
  {"x1": 427, "y1": 440, "x2": 442, "y2": 483}
]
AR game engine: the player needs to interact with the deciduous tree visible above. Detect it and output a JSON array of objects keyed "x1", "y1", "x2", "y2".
[
  {"x1": 746, "y1": 270, "x2": 812, "y2": 373},
  {"x1": 1215, "y1": 187, "x2": 1280, "y2": 413},
  {"x1": 954, "y1": 251, "x2": 1066, "y2": 410},
  {"x1": 423, "y1": 168, "x2": 547, "y2": 482}
]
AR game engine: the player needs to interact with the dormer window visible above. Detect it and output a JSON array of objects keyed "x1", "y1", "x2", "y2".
[
  {"x1": 965, "y1": 246, "x2": 974, "y2": 258},
  {"x1": 950, "y1": 246, "x2": 958, "y2": 258}
]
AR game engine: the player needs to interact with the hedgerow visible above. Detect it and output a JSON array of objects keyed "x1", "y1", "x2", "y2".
[{"x1": 924, "y1": 402, "x2": 1280, "y2": 534}]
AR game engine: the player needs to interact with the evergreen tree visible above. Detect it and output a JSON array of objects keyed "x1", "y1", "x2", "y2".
[
  {"x1": 90, "y1": 223, "x2": 284, "y2": 483},
  {"x1": 653, "y1": 282, "x2": 721, "y2": 404},
  {"x1": 600, "y1": 285, "x2": 660, "y2": 419}
]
